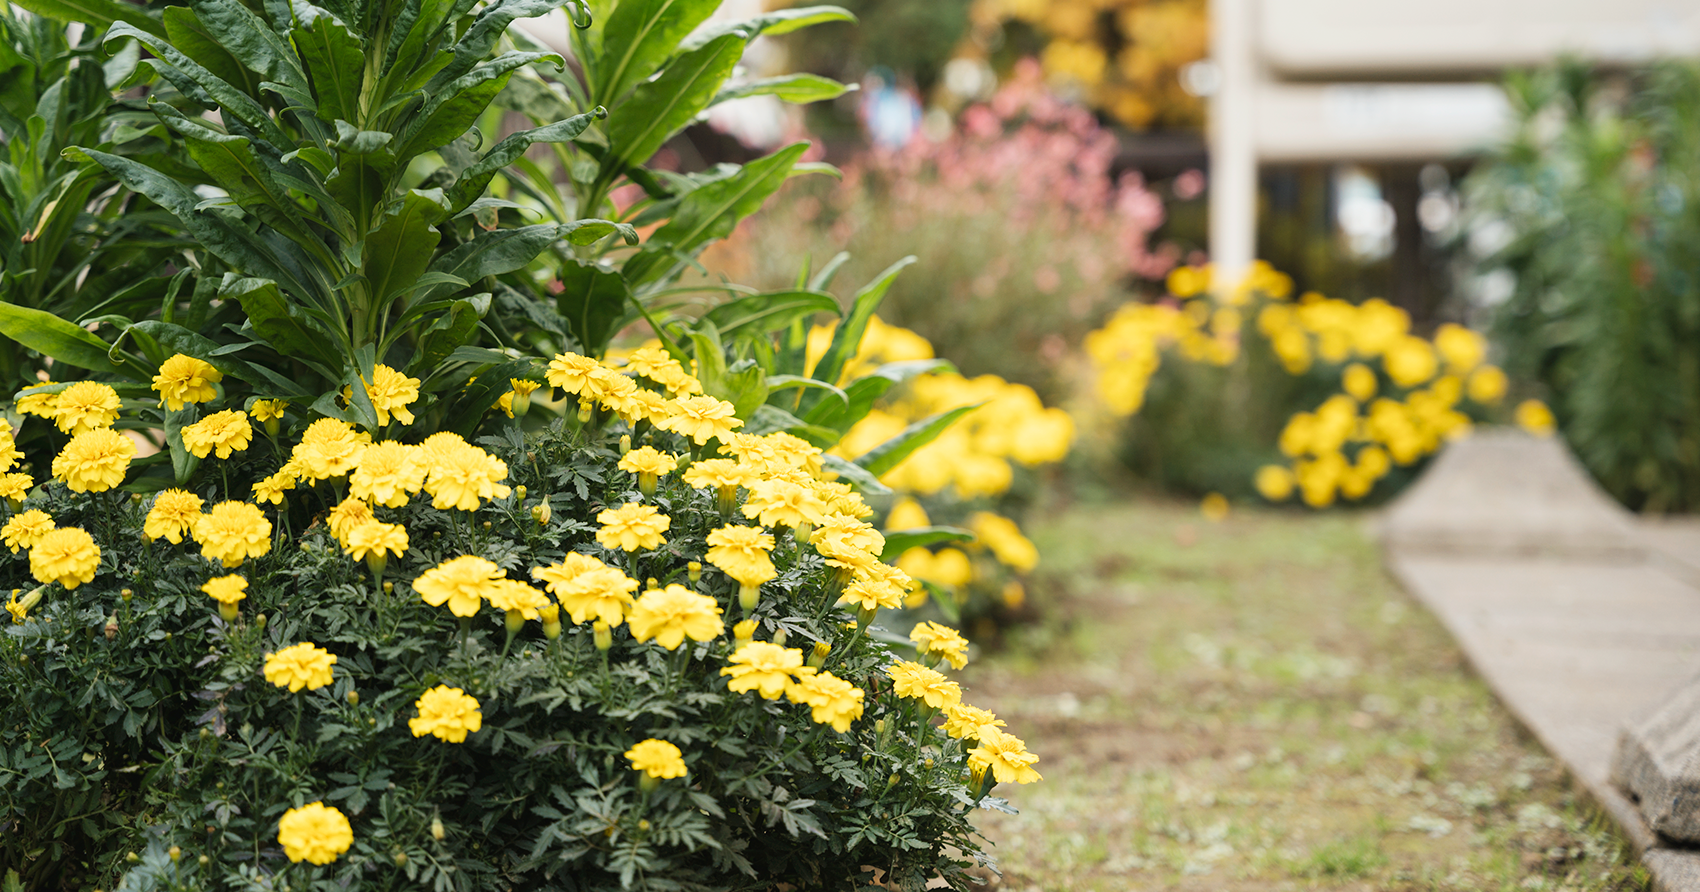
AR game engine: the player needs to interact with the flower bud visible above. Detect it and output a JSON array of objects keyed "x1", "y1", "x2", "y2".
[
  {"x1": 512, "y1": 389, "x2": 532, "y2": 418},
  {"x1": 532, "y1": 501, "x2": 551, "y2": 525},
  {"x1": 593, "y1": 620, "x2": 612, "y2": 651},
  {"x1": 482, "y1": 521, "x2": 492, "y2": 530},
  {"x1": 383, "y1": 581, "x2": 393, "y2": 594},
  {"x1": 431, "y1": 817, "x2": 445, "y2": 841},
  {"x1": 793, "y1": 521, "x2": 812, "y2": 545},
  {"x1": 886, "y1": 774, "x2": 900, "y2": 789},
  {"x1": 515, "y1": 485, "x2": 527, "y2": 500},
  {"x1": 346, "y1": 689, "x2": 359, "y2": 706},
  {"x1": 578, "y1": 402, "x2": 593, "y2": 423},
  {"x1": 168, "y1": 846, "x2": 181, "y2": 862},
  {"x1": 738, "y1": 583, "x2": 760, "y2": 612},
  {"x1": 104, "y1": 615, "x2": 118, "y2": 640},
  {"x1": 687, "y1": 561, "x2": 702, "y2": 583},
  {"x1": 733, "y1": 619, "x2": 758, "y2": 645},
  {"x1": 198, "y1": 854, "x2": 210, "y2": 866},
  {"x1": 393, "y1": 851, "x2": 408, "y2": 867},
  {"x1": 504, "y1": 608, "x2": 525, "y2": 636},
  {"x1": 120, "y1": 588, "x2": 132, "y2": 602},
  {"x1": 771, "y1": 627, "x2": 787, "y2": 647},
  {"x1": 126, "y1": 852, "x2": 139, "y2": 864},
  {"x1": 254, "y1": 614, "x2": 266, "y2": 629},
  {"x1": 808, "y1": 641, "x2": 830, "y2": 670},
  {"x1": 540, "y1": 604, "x2": 561, "y2": 640},
  {"x1": 619, "y1": 434, "x2": 631, "y2": 456},
  {"x1": 638, "y1": 818, "x2": 651, "y2": 831}
]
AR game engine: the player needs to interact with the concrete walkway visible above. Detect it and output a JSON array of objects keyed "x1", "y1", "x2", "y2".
[{"x1": 1383, "y1": 430, "x2": 1700, "y2": 891}]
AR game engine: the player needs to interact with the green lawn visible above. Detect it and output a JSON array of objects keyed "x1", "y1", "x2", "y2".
[{"x1": 962, "y1": 498, "x2": 1648, "y2": 891}]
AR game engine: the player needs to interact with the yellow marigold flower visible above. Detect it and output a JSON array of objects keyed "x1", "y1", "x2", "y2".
[
  {"x1": 816, "y1": 480, "x2": 874, "y2": 519},
  {"x1": 180, "y1": 409, "x2": 253, "y2": 459},
  {"x1": 0, "y1": 472, "x2": 30, "y2": 503},
  {"x1": 624, "y1": 347, "x2": 686, "y2": 388},
  {"x1": 365, "y1": 364, "x2": 420, "y2": 426},
  {"x1": 545, "y1": 352, "x2": 599, "y2": 394},
  {"x1": 910, "y1": 621, "x2": 970, "y2": 670},
  {"x1": 617, "y1": 446, "x2": 678, "y2": 477},
  {"x1": 1384, "y1": 336, "x2": 1438, "y2": 388},
  {"x1": 596, "y1": 502, "x2": 669, "y2": 552},
  {"x1": 52, "y1": 428, "x2": 136, "y2": 493},
  {"x1": 144, "y1": 489, "x2": 205, "y2": 544},
  {"x1": 418, "y1": 431, "x2": 470, "y2": 464},
  {"x1": 252, "y1": 470, "x2": 296, "y2": 505},
  {"x1": 719, "y1": 432, "x2": 778, "y2": 468},
  {"x1": 1516, "y1": 399, "x2": 1556, "y2": 437},
  {"x1": 599, "y1": 374, "x2": 647, "y2": 423},
  {"x1": 683, "y1": 459, "x2": 754, "y2": 490},
  {"x1": 4, "y1": 509, "x2": 55, "y2": 555},
  {"x1": 202, "y1": 574, "x2": 247, "y2": 620},
  {"x1": 350, "y1": 441, "x2": 426, "y2": 508},
  {"x1": 628, "y1": 584, "x2": 723, "y2": 650},
  {"x1": 326, "y1": 496, "x2": 374, "y2": 546},
  {"x1": 704, "y1": 525, "x2": 776, "y2": 588},
  {"x1": 249, "y1": 399, "x2": 289, "y2": 423},
  {"x1": 625, "y1": 738, "x2": 687, "y2": 779},
  {"x1": 720, "y1": 641, "x2": 809, "y2": 700},
  {"x1": 967, "y1": 512, "x2": 1039, "y2": 572},
  {"x1": 967, "y1": 727, "x2": 1042, "y2": 784},
  {"x1": 812, "y1": 515, "x2": 884, "y2": 570},
  {"x1": 409, "y1": 685, "x2": 483, "y2": 743},
  {"x1": 0, "y1": 422, "x2": 22, "y2": 474},
  {"x1": 497, "y1": 379, "x2": 543, "y2": 418},
  {"x1": 626, "y1": 389, "x2": 672, "y2": 423},
  {"x1": 414, "y1": 555, "x2": 504, "y2": 617},
  {"x1": 1467, "y1": 365, "x2": 1508, "y2": 404},
  {"x1": 1433, "y1": 323, "x2": 1486, "y2": 373},
  {"x1": 152, "y1": 354, "x2": 222, "y2": 411},
  {"x1": 486, "y1": 578, "x2": 549, "y2": 619},
  {"x1": 344, "y1": 520, "x2": 408, "y2": 562},
  {"x1": 786, "y1": 671, "x2": 865, "y2": 733},
  {"x1": 942, "y1": 703, "x2": 1005, "y2": 740},
  {"x1": 657, "y1": 395, "x2": 742, "y2": 445},
  {"x1": 838, "y1": 562, "x2": 913, "y2": 612},
  {"x1": 263, "y1": 642, "x2": 335, "y2": 692},
  {"x1": 532, "y1": 553, "x2": 638, "y2": 626},
  {"x1": 1200, "y1": 492, "x2": 1230, "y2": 522},
  {"x1": 886, "y1": 660, "x2": 961, "y2": 709},
  {"x1": 15, "y1": 381, "x2": 60, "y2": 418},
  {"x1": 276, "y1": 802, "x2": 353, "y2": 865},
  {"x1": 292, "y1": 418, "x2": 370, "y2": 480},
  {"x1": 1255, "y1": 465, "x2": 1295, "y2": 501},
  {"x1": 1342, "y1": 363, "x2": 1378, "y2": 403},
  {"x1": 422, "y1": 441, "x2": 511, "y2": 511},
  {"x1": 53, "y1": 381, "x2": 121, "y2": 435},
  {"x1": 192, "y1": 501, "x2": 272, "y2": 568},
  {"x1": 741, "y1": 478, "x2": 828, "y2": 529}
]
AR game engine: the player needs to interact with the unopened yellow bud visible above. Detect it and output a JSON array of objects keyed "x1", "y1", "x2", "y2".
[
  {"x1": 515, "y1": 485, "x2": 527, "y2": 500},
  {"x1": 168, "y1": 846, "x2": 181, "y2": 862},
  {"x1": 688, "y1": 561, "x2": 702, "y2": 583},
  {"x1": 808, "y1": 641, "x2": 830, "y2": 669},
  {"x1": 346, "y1": 690, "x2": 359, "y2": 706},
  {"x1": 540, "y1": 604, "x2": 562, "y2": 640},
  {"x1": 733, "y1": 619, "x2": 758, "y2": 644},
  {"x1": 738, "y1": 583, "x2": 760, "y2": 612},
  {"x1": 431, "y1": 817, "x2": 445, "y2": 841},
  {"x1": 532, "y1": 501, "x2": 551, "y2": 525},
  {"x1": 771, "y1": 627, "x2": 787, "y2": 647},
  {"x1": 394, "y1": 851, "x2": 408, "y2": 867},
  {"x1": 619, "y1": 434, "x2": 631, "y2": 455}
]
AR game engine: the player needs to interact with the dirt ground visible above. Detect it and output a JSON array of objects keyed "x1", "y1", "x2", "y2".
[{"x1": 960, "y1": 498, "x2": 1649, "y2": 892}]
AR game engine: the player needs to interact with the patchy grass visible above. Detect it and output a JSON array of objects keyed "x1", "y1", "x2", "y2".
[{"x1": 962, "y1": 498, "x2": 1649, "y2": 892}]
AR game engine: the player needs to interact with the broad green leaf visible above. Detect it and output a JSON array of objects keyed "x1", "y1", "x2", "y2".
[
  {"x1": 877, "y1": 526, "x2": 973, "y2": 560},
  {"x1": 687, "y1": 323, "x2": 727, "y2": 397},
  {"x1": 624, "y1": 142, "x2": 808, "y2": 285},
  {"x1": 12, "y1": 0, "x2": 168, "y2": 38},
  {"x1": 102, "y1": 24, "x2": 291, "y2": 147},
  {"x1": 394, "y1": 52, "x2": 562, "y2": 159},
  {"x1": 293, "y1": 8, "x2": 365, "y2": 123},
  {"x1": 189, "y1": 0, "x2": 310, "y2": 93},
  {"x1": 809, "y1": 251, "x2": 852, "y2": 291},
  {"x1": 420, "y1": 223, "x2": 564, "y2": 303},
  {"x1": 446, "y1": 108, "x2": 602, "y2": 212},
  {"x1": 413, "y1": 299, "x2": 483, "y2": 373},
  {"x1": 592, "y1": 0, "x2": 721, "y2": 107},
  {"x1": 700, "y1": 289, "x2": 838, "y2": 337},
  {"x1": 555, "y1": 259, "x2": 628, "y2": 354},
  {"x1": 743, "y1": 404, "x2": 840, "y2": 444},
  {"x1": 808, "y1": 255, "x2": 916, "y2": 392},
  {"x1": 603, "y1": 32, "x2": 742, "y2": 176},
  {"x1": 560, "y1": 218, "x2": 639, "y2": 246},
  {"x1": 331, "y1": 120, "x2": 395, "y2": 154},
  {"x1": 803, "y1": 357, "x2": 954, "y2": 434},
  {"x1": 162, "y1": 6, "x2": 258, "y2": 95},
  {"x1": 764, "y1": 375, "x2": 847, "y2": 407},
  {"x1": 712, "y1": 73, "x2": 850, "y2": 106},
  {"x1": 222, "y1": 275, "x2": 341, "y2": 365},
  {"x1": 681, "y1": 4, "x2": 854, "y2": 50},
  {"x1": 820, "y1": 453, "x2": 891, "y2": 496},
  {"x1": 854, "y1": 403, "x2": 981, "y2": 477},
  {"x1": 718, "y1": 359, "x2": 768, "y2": 421},
  {"x1": 0, "y1": 302, "x2": 132, "y2": 377},
  {"x1": 365, "y1": 190, "x2": 445, "y2": 305},
  {"x1": 150, "y1": 103, "x2": 312, "y2": 235},
  {"x1": 427, "y1": 0, "x2": 571, "y2": 91}
]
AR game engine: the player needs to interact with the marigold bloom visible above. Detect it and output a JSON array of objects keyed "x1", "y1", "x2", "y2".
[
  {"x1": 202, "y1": 574, "x2": 247, "y2": 620},
  {"x1": 249, "y1": 399, "x2": 289, "y2": 423},
  {"x1": 53, "y1": 381, "x2": 121, "y2": 435},
  {"x1": 325, "y1": 496, "x2": 374, "y2": 547},
  {"x1": 365, "y1": 364, "x2": 420, "y2": 426},
  {"x1": 596, "y1": 502, "x2": 670, "y2": 552},
  {"x1": 1468, "y1": 365, "x2": 1508, "y2": 404},
  {"x1": 838, "y1": 562, "x2": 913, "y2": 612},
  {"x1": 967, "y1": 512, "x2": 1039, "y2": 572},
  {"x1": 2, "y1": 509, "x2": 53, "y2": 554},
  {"x1": 720, "y1": 641, "x2": 809, "y2": 700},
  {"x1": 422, "y1": 441, "x2": 511, "y2": 511},
  {"x1": 409, "y1": 685, "x2": 483, "y2": 743},
  {"x1": 967, "y1": 726, "x2": 1042, "y2": 784},
  {"x1": 252, "y1": 470, "x2": 298, "y2": 506},
  {"x1": 624, "y1": 347, "x2": 686, "y2": 388},
  {"x1": 617, "y1": 445, "x2": 678, "y2": 478},
  {"x1": 486, "y1": 578, "x2": 549, "y2": 619},
  {"x1": 144, "y1": 489, "x2": 205, "y2": 544},
  {"x1": 0, "y1": 472, "x2": 30, "y2": 503},
  {"x1": 910, "y1": 621, "x2": 970, "y2": 670},
  {"x1": 25, "y1": 527, "x2": 96, "y2": 588},
  {"x1": 350, "y1": 441, "x2": 426, "y2": 508},
  {"x1": 786, "y1": 671, "x2": 865, "y2": 733},
  {"x1": 15, "y1": 381, "x2": 59, "y2": 418},
  {"x1": 498, "y1": 378, "x2": 542, "y2": 418},
  {"x1": 193, "y1": 501, "x2": 272, "y2": 568},
  {"x1": 1516, "y1": 399, "x2": 1556, "y2": 437},
  {"x1": 886, "y1": 660, "x2": 962, "y2": 709},
  {"x1": 704, "y1": 525, "x2": 777, "y2": 588},
  {"x1": 681, "y1": 458, "x2": 755, "y2": 490},
  {"x1": 813, "y1": 515, "x2": 884, "y2": 573},
  {"x1": 0, "y1": 424, "x2": 22, "y2": 473},
  {"x1": 181, "y1": 409, "x2": 253, "y2": 459},
  {"x1": 1255, "y1": 465, "x2": 1295, "y2": 501},
  {"x1": 414, "y1": 555, "x2": 504, "y2": 617},
  {"x1": 942, "y1": 703, "x2": 1005, "y2": 740},
  {"x1": 741, "y1": 478, "x2": 828, "y2": 529},
  {"x1": 625, "y1": 738, "x2": 687, "y2": 778},
  {"x1": 263, "y1": 642, "x2": 336, "y2": 692},
  {"x1": 344, "y1": 521, "x2": 408, "y2": 562},
  {"x1": 657, "y1": 395, "x2": 741, "y2": 444},
  {"x1": 545, "y1": 352, "x2": 599, "y2": 394},
  {"x1": 152, "y1": 354, "x2": 222, "y2": 411},
  {"x1": 276, "y1": 802, "x2": 353, "y2": 865},
  {"x1": 52, "y1": 428, "x2": 136, "y2": 492},
  {"x1": 532, "y1": 554, "x2": 638, "y2": 626},
  {"x1": 291, "y1": 418, "x2": 370, "y2": 480},
  {"x1": 628, "y1": 584, "x2": 723, "y2": 650},
  {"x1": 627, "y1": 389, "x2": 672, "y2": 423}
]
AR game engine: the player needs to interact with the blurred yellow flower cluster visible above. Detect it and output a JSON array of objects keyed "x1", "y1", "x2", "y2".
[{"x1": 968, "y1": 0, "x2": 1207, "y2": 131}]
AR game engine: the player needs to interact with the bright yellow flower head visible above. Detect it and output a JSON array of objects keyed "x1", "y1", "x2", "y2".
[
  {"x1": 704, "y1": 525, "x2": 777, "y2": 588},
  {"x1": 838, "y1": 562, "x2": 914, "y2": 612},
  {"x1": 617, "y1": 446, "x2": 678, "y2": 477},
  {"x1": 0, "y1": 472, "x2": 30, "y2": 503},
  {"x1": 192, "y1": 501, "x2": 272, "y2": 568},
  {"x1": 1255, "y1": 465, "x2": 1295, "y2": 501},
  {"x1": 251, "y1": 470, "x2": 297, "y2": 506},
  {"x1": 325, "y1": 496, "x2": 374, "y2": 547},
  {"x1": 2, "y1": 509, "x2": 54, "y2": 553},
  {"x1": 1384, "y1": 336, "x2": 1438, "y2": 388},
  {"x1": 761, "y1": 432, "x2": 824, "y2": 474},
  {"x1": 15, "y1": 381, "x2": 60, "y2": 419},
  {"x1": 365, "y1": 364, "x2": 420, "y2": 426},
  {"x1": 52, "y1": 428, "x2": 136, "y2": 492},
  {"x1": 680, "y1": 458, "x2": 755, "y2": 490},
  {"x1": 628, "y1": 584, "x2": 723, "y2": 650},
  {"x1": 422, "y1": 441, "x2": 511, "y2": 511},
  {"x1": 967, "y1": 512, "x2": 1038, "y2": 572},
  {"x1": 1434, "y1": 323, "x2": 1486, "y2": 373},
  {"x1": 812, "y1": 515, "x2": 884, "y2": 570},
  {"x1": 276, "y1": 802, "x2": 353, "y2": 865},
  {"x1": 181, "y1": 409, "x2": 253, "y2": 459},
  {"x1": 1467, "y1": 365, "x2": 1508, "y2": 404},
  {"x1": 786, "y1": 671, "x2": 865, "y2": 733},
  {"x1": 344, "y1": 520, "x2": 408, "y2": 562},
  {"x1": 942, "y1": 703, "x2": 1005, "y2": 740},
  {"x1": 968, "y1": 727, "x2": 1042, "y2": 784},
  {"x1": 414, "y1": 555, "x2": 505, "y2": 617},
  {"x1": 532, "y1": 553, "x2": 639, "y2": 626},
  {"x1": 53, "y1": 381, "x2": 121, "y2": 435},
  {"x1": 249, "y1": 399, "x2": 289, "y2": 423},
  {"x1": 741, "y1": 478, "x2": 828, "y2": 529},
  {"x1": 30, "y1": 526, "x2": 99, "y2": 589},
  {"x1": 545, "y1": 352, "x2": 599, "y2": 394},
  {"x1": 486, "y1": 578, "x2": 550, "y2": 619},
  {"x1": 0, "y1": 422, "x2": 21, "y2": 474},
  {"x1": 409, "y1": 685, "x2": 483, "y2": 743},
  {"x1": 201, "y1": 574, "x2": 247, "y2": 606},
  {"x1": 144, "y1": 489, "x2": 205, "y2": 544},
  {"x1": 626, "y1": 738, "x2": 687, "y2": 779},
  {"x1": 720, "y1": 641, "x2": 809, "y2": 700},
  {"x1": 152, "y1": 354, "x2": 222, "y2": 411},
  {"x1": 596, "y1": 502, "x2": 670, "y2": 552},
  {"x1": 1516, "y1": 399, "x2": 1556, "y2": 437},
  {"x1": 292, "y1": 418, "x2": 371, "y2": 480},
  {"x1": 624, "y1": 346, "x2": 686, "y2": 388},
  {"x1": 657, "y1": 395, "x2": 742, "y2": 445},
  {"x1": 910, "y1": 621, "x2": 970, "y2": 670},
  {"x1": 1342, "y1": 363, "x2": 1378, "y2": 403},
  {"x1": 350, "y1": 441, "x2": 427, "y2": 508},
  {"x1": 263, "y1": 642, "x2": 336, "y2": 692},
  {"x1": 885, "y1": 660, "x2": 961, "y2": 709}
]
